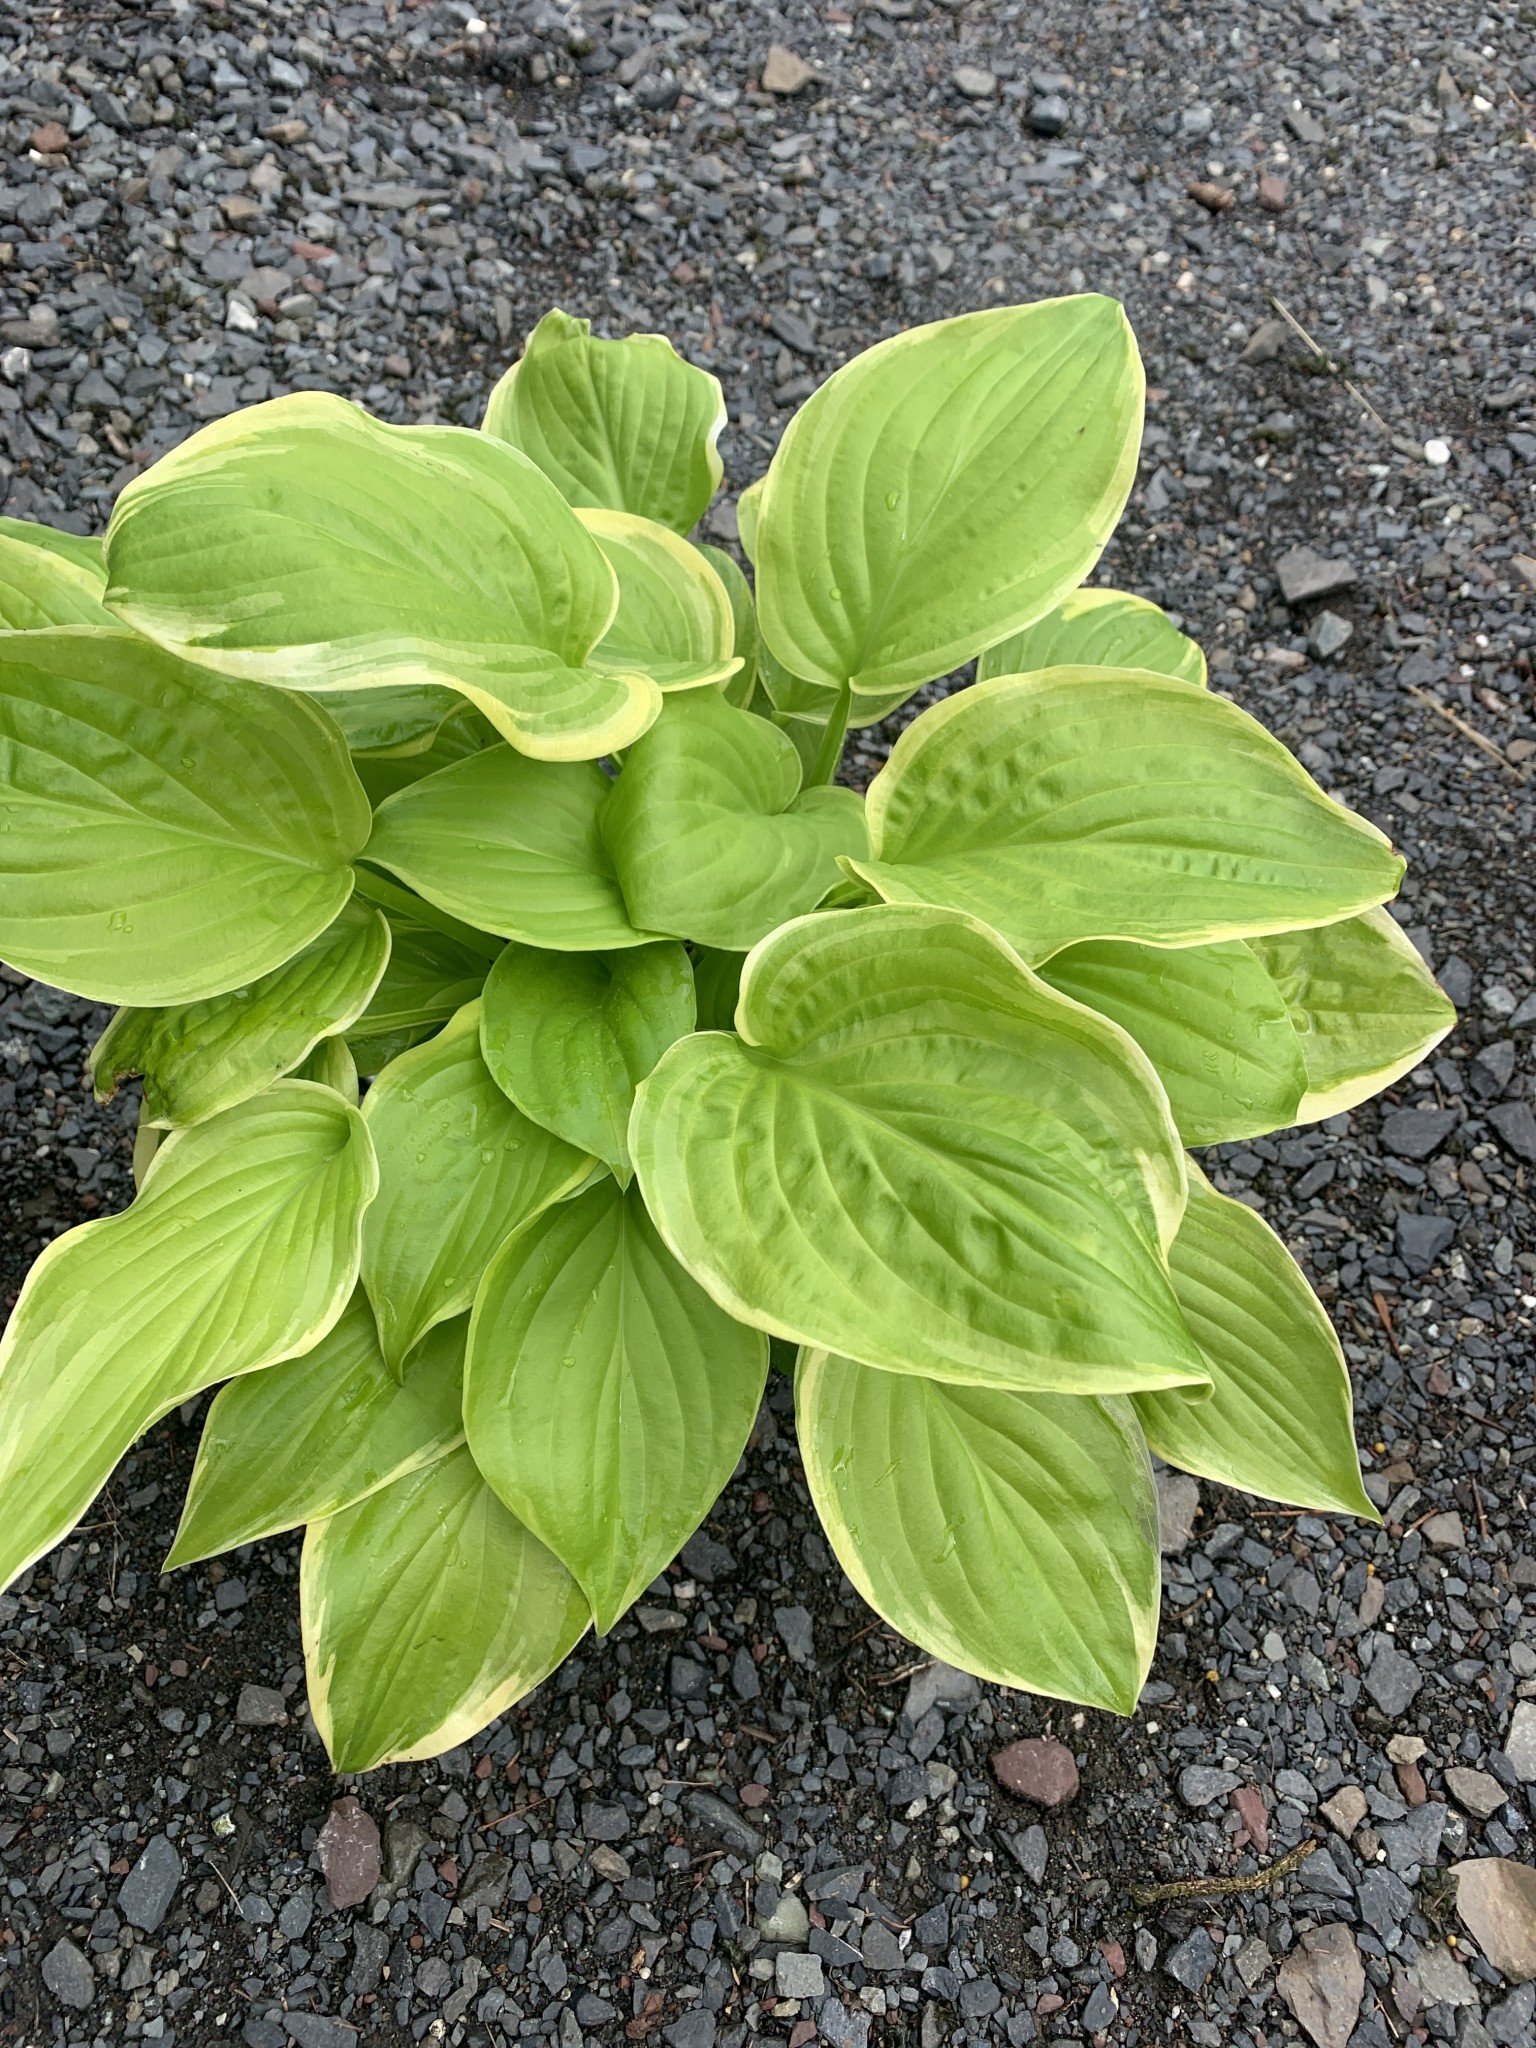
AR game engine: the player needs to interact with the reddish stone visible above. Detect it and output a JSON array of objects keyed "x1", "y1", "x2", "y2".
[
  {"x1": 991, "y1": 1737, "x2": 1080, "y2": 1808},
  {"x1": 739, "y1": 1783, "x2": 770, "y2": 1808},
  {"x1": 1258, "y1": 173, "x2": 1289, "y2": 213},
  {"x1": 1396, "y1": 1759, "x2": 1428, "y2": 1806},
  {"x1": 1099, "y1": 1939, "x2": 1126, "y2": 1978},
  {"x1": 30, "y1": 122, "x2": 69, "y2": 154},
  {"x1": 317, "y1": 1795, "x2": 381, "y2": 1909},
  {"x1": 1231, "y1": 1785, "x2": 1270, "y2": 1856}
]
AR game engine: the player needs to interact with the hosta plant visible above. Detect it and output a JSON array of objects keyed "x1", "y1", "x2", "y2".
[{"x1": 0, "y1": 299, "x2": 1453, "y2": 1771}]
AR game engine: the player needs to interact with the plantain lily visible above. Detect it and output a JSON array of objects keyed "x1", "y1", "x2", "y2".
[{"x1": 0, "y1": 298, "x2": 1450, "y2": 1767}]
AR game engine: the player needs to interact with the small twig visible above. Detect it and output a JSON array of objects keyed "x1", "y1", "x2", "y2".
[
  {"x1": 1128, "y1": 1838, "x2": 1318, "y2": 1908},
  {"x1": 875, "y1": 1658, "x2": 933, "y2": 1687},
  {"x1": 1471, "y1": 1478, "x2": 1490, "y2": 1545},
  {"x1": 1372, "y1": 1290, "x2": 1402, "y2": 1360},
  {"x1": 1404, "y1": 684, "x2": 1529, "y2": 783},
  {"x1": 202, "y1": 1856, "x2": 242, "y2": 1912},
  {"x1": 1267, "y1": 294, "x2": 1401, "y2": 441}
]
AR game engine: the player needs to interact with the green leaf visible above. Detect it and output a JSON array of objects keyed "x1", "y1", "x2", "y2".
[
  {"x1": 0, "y1": 526, "x2": 115, "y2": 629},
  {"x1": 366, "y1": 746, "x2": 659, "y2": 950},
  {"x1": 1247, "y1": 908, "x2": 1456, "y2": 1119},
  {"x1": 580, "y1": 509, "x2": 740, "y2": 692},
  {"x1": 0, "y1": 1084, "x2": 376, "y2": 1595},
  {"x1": 361, "y1": 1003, "x2": 589, "y2": 1373},
  {"x1": 848, "y1": 669, "x2": 1405, "y2": 964},
  {"x1": 977, "y1": 587, "x2": 1206, "y2": 687},
  {"x1": 104, "y1": 390, "x2": 661, "y2": 761},
  {"x1": 735, "y1": 478, "x2": 762, "y2": 564},
  {"x1": 697, "y1": 544, "x2": 758, "y2": 707},
  {"x1": 0, "y1": 514, "x2": 104, "y2": 575},
  {"x1": 600, "y1": 691, "x2": 869, "y2": 949},
  {"x1": 480, "y1": 941, "x2": 694, "y2": 1178},
  {"x1": 91, "y1": 899, "x2": 390, "y2": 1128},
  {"x1": 631, "y1": 905, "x2": 1206, "y2": 1394},
  {"x1": 323, "y1": 683, "x2": 466, "y2": 757},
  {"x1": 293, "y1": 1033, "x2": 360, "y2": 1103},
  {"x1": 167, "y1": 1293, "x2": 466, "y2": 1568},
  {"x1": 1039, "y1": 938, "x2": 1307, "y2": 1146},
  {"x1": 482, "y1": 308, "x2": 725, "y2": 535},
  {"x1": 756, "y1": 298, "x2": 1143, "y2": 702},
  {"x1": 466, "y1": 1179, "x2": 768, "y2": 1632},
  {"x1": 301, "y1": 1445, "x2": 589, "y2": 1771},
  {"x1": 351, "y1": 707, "x2": 495, "y2": 807},
  {"x1": 1135, "y1": 1166, "x2": 1377, "y2": 1516},
  {"x1": 0, "y1": 627, "x2": 370, "y2": 1004},
  {"x1": 798, "y1": 1351, "x2": 1159, "y2": 1712},
  {"x1": 344, "y1": 908, "x2": 492, "y2": 1074},
  {"x1": 691, "y1": 947, "x2": 746, "y2": 1032}
]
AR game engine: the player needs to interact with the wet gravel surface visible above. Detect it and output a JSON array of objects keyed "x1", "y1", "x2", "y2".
[{"x1": 2, "y1": 2, "x2": 1535, "y2": 2045}]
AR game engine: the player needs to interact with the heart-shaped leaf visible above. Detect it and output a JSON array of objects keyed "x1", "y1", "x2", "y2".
[
  {"x1": 104, "y1": 390, "x2": 662, "y2": 760},
  {"x1": 797, "y1": 1351, "x2": 1159, "y2": 1712},
  {"x1": 1247, "y1": 908, "x2": 1455, "y2": 1119},
  {"x1": 580, "y1": 509, "x2": 740, "y2": 691},
  {"x1": 92, "y1": 899, "x2": 390, "y2": 1128},
  {"x1": 361, "y1": 1003, "x2": 589, "y2": 1373},
  {"x1": 631, "y1": 906, "x2": 1206, "y2": 1394},
  {"x1": 1040, "y1": 937, "x2": 1307, "y2": 1145},
  {"x1": 344, "y1": 907, "x2": 494, "y2": 1074},
  {"x1": 0, "y1": 521, "x2": 115, "y2": 628},
  {"x1": 756, "y1": 297, "x2": 1143, "y2": 703},
  {"x1": 0, "y1": 1084, "x2": 376, "y2": 1595},
  {"x1": 467, "y1": 1179, "x2": 768, "y2": 1632},
  {"x1": 978, "y1": 587, "x2": 1206, "y2": 687},
  {"x1": 480, "y1": 941, "x2": 695, "y2": 1177},
  {"x1": 302, "y1": 1446, "x2": 589, "y2": 1770},
  {"x1": 0, "y1": 628, "x2": 370, "y2": 1004},
  {"x1": 848, "y1": 668, "x2": 1405, "y2": 963},
  {"x1": 367, "y1": 746, "x2": 659, "y2": 950},
  {"x1": 601, "y1": 690, "x2": 868, "y2": 949},
  {"x1": 322, "y1": 683, "x2": 466, "y2": 757},
  {"x1": 167, "y1": 1293, "x2": 466, "y2": 1567},
  {"x1": 698, "y1": 543, "x2": 758, "y2": 706},
  {"x1": 1135, "y1": 1165, "x2": 1377, "y2": 1517},
  {"x1": 483, "y1": 308, "x2": 725, "y2": 534}
]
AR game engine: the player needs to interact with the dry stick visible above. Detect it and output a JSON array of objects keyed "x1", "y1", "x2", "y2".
[
  {"x1": 1128, "y1": 1838, "x2": 1319, "y2": 1908},
  {"x1": 1266, "y1": 294, "x2": 1400, "y2": 441},
  {"x1": 1404, "y1": 683, "x2": 1530, "y2": 784}
]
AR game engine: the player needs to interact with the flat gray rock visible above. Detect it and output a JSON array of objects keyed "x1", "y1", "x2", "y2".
[
  {"x1": 1275, "y1": 546, "x2": 1358, "y2": 605},
  {"x1": 1363, "y1": 1637, "x2": 1423, "y2": 1715},
  {"x1": 1504, "y1": 1700, "x2": 1536, "y2": 1781},
  {"x1": 42, "y1": 1937, "x2": 94, "y2": 2010},
  {"x1": 118, "y1": 1833, "x2": 181, "y2": 1933}
]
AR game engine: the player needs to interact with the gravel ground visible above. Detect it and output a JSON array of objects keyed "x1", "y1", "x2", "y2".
[{"x1": 2, "y1": 3, "x2": 1535, "y2": 2046}]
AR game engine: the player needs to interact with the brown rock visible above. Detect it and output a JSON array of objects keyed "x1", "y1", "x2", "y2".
[
  {"x1": 1187, "y1": 180, "x2": 1234, "y2": 213},
  {"x1": 1445, "y1": 1766, "x2": 1504, "y2": 1820},
  {"x1": 1277, "y1": 1923, "x2": 1365, "y2": 2048},
  {"x1": 1452, "y1": 1858, "x2": 1536, "y2": 1982},
  {"x1": 317, "y1": 1795, "x2": 381, "y2": 1909},
  {"x1": 992, "y1": 1738, "x2": 1079, "y2": 1808},
  {"x1": 762, "y1": 44, "x2": 815, "y2": 95},
  {"x1": 1258, "y1": 172, "x2": 1289, "y2": 213},
  {"x1": 30, "y1": 122, "x2": 70, "y2": 155},
  {"x1": 1320, "y1": 1784, "x2": 1368, "y2": 1837},
  {"x1": 1230, "y1": 1784, "x2": 1270, "y2": 1855},
  {"x1": 1395, "y1": 1758, "x2": 1428, "y2": 1806}
]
